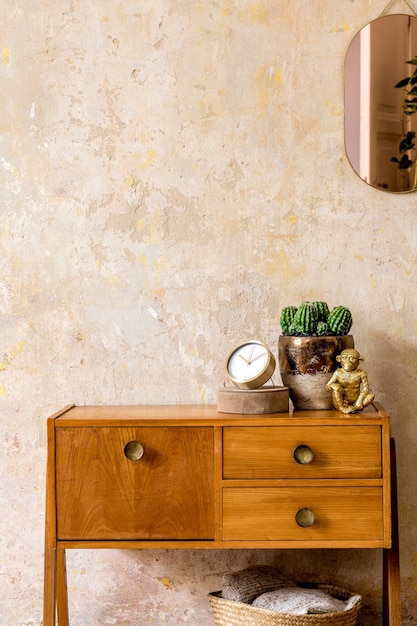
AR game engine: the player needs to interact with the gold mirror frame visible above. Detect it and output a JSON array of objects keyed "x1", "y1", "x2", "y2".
[{"x1": 345, "y1": 14, "x2": 417, "y2": 193}]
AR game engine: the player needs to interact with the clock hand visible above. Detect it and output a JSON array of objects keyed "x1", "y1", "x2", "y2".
[
  {"x1": 238, "y1": 354, "x2": 250, "y2": 364},
  {"x1": 247, "y1": 346, "x2": 255, "y2": 364},
  {"x1": 251, "y1": 353, "x2": 267, "y2": 364}
]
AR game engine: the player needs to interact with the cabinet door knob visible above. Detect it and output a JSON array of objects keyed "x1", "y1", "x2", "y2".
[
  {"x1": 295, "y1": 507, "x2": 315, "y2": 527},
  {"x1": 293, "y1": 444, "x2": 314, "y2": 465},
  {"x1": 124, "y1": 441, "x2": 145, "y2": 461}
]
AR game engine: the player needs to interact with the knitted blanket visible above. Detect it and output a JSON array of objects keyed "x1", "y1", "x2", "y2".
[{"x1": 252, "y1": 587, "x2": 361, "y2": 615}]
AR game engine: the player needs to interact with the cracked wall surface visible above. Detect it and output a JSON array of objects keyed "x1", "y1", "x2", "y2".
[{"x1": 1, "y1": 1, "x2": 417, "y2": 624}]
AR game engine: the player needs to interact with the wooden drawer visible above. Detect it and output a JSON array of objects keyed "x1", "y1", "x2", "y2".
[
  {"x1": 223, "y1": 486, "x2": 383, "y2": 541},
  {"x1": 223, "y1": 425, "x2": 381, "y2": 479},
  {"x1": 56, "y1": 426, "x2": 215, "y2": 540}
]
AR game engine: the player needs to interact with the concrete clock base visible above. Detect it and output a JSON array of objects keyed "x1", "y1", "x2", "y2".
[{"x1": 217, "y1": 386, "x2": 289, "y2": 414}]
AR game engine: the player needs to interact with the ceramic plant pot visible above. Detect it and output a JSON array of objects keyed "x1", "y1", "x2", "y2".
[{"x1": 278, "y1": 335, "x2": 354, "y2": 410}]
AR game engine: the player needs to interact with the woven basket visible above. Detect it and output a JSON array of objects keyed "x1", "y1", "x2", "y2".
[{"x1": 208, "y1": 584, "x2": 361, "y2": 626}]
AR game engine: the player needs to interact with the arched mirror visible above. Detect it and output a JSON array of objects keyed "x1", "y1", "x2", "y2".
[{"x1": 345, "y1": 14, "x2": 417, "y2": 192}]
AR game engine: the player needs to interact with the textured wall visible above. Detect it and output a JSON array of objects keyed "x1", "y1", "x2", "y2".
[{"x1": 1, "y1": 1, "x2": 417, "y2": 624}]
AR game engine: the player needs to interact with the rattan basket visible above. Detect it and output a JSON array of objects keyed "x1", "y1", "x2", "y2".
[{"x1": 208, "y1": 584, "x2": 361, "y2": 626}]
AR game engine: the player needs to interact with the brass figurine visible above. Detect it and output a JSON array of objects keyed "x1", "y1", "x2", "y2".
[{"x1": 326, "y1": 349, "x2": 375, "y2": 414}]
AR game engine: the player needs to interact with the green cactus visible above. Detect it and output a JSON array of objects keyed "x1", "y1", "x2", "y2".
[
  {"x1": 280, "y1": 306, "x2": 298, "y2": 334},
  {"x1": 316, "y1": 321, "x2": 331, "y2": 336},
  {"x1": 287, "y1": 321, "x2": 297, "y2": 335},
  {"x1": 293, "y1": 301, "x2": 318, "y2": 335},
  {"x1": 327, "y1": 305, "x2": 352, "y2": 335},
  {"x1": 312, "y1": 300, "x2": 330, "y2": 322},
  {"x1": 279, "y1": 301, "x2": 352, "y2": 336}
]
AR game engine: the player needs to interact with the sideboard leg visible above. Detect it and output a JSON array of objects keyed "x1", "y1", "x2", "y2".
[
  {"x1": 43, "y1": 544, "x2": 56, "y2": 626},
  {"x1": 56, "y1": 547, "x2": 69, "y2": 626},
  {"x1": 383, "y1": 438, "x2": 402, "y2": 625}
]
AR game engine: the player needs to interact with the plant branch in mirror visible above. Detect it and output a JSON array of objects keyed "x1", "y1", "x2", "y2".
[{"x1": 391, "y1": 55, "x2": 417, "y2": 188}]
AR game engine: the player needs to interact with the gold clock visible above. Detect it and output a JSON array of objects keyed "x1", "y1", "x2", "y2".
[{"x1": 225, "y1": 340, "x2": 276, "y2": 390}]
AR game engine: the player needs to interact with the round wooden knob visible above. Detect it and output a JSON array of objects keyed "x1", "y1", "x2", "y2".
[
  {"x1": 293, "y1": 444, "x2": 314, "y2": 465},
  {"x1": 124, "y1": 441, "x2": 144, "y2": 461},
  {"x1": 295, "y1": 508, "x2": 315, "y2": 527}
]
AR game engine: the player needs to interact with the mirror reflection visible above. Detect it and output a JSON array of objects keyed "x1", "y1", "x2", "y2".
[{"x1": 345, "y1": 14, "x2": 417, "y2": 193}]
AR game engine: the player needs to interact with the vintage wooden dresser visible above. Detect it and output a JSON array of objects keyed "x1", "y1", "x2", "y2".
[{"x1": 43, "y1": 402, "x2": 401, "y2": 625}]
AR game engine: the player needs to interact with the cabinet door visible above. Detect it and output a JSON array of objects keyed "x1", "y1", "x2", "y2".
[{"x1": 56, "y1": 427, "x2": 214, "y2": 540}]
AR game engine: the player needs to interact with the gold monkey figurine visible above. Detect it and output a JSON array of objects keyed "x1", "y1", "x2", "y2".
[{"x1": 326, "y1": 348, "x2": 375, "y2": 414}]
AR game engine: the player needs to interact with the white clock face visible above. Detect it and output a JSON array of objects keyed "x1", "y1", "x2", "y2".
[{"x1": 227, "y1": 342, "x2": 269, "y2": 383}]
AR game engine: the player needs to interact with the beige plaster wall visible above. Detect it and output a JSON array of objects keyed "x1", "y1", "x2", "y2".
[{"x1": 1, "y1": 1, "x2": 416, "y2": 624}]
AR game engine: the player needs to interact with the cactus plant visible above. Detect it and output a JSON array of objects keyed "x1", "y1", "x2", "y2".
[
  {"x1": 316, "y1": 321, "x2": 331, "y2": 336},
  {"x1": 293, "y1": 301, "x2": 318, "y2": 335},
  {"x1": 280, "y1": 306, "x2": 297, "y2": 334},
  {"x1": 280, "y1": 301, "x2": 352, "y2": 336},
  {"x1": 314, "y1": 301, "x2": 330, "y2": 322},
  {"x1": 327, "y1": 305, "x2": 353, "y2": 335}
]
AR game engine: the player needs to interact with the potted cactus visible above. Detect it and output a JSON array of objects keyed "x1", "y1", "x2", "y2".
[{"x1": 278, "y1": 301, "x2": 354, "y2": 410}]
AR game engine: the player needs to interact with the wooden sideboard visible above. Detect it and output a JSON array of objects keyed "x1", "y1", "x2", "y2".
[{"x1": 43, "y1": 402, "x2": 401, "y2": 625}]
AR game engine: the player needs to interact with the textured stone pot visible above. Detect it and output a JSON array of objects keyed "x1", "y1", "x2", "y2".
[{"x1": 278, "y1": 335, "x2": 354, "y2": 410}]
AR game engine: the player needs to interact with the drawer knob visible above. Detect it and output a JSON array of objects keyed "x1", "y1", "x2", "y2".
[
  {"x1": 295, "y1": 507, "x2": 316, "y2": 528},
  {"x1": 293, "y1": 444, "x2": 314, "y2": 465},
  {"x1": 124, "y1": 441, "x2": 144, "y2": 461}
]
